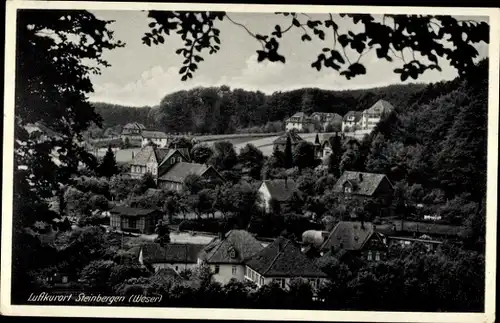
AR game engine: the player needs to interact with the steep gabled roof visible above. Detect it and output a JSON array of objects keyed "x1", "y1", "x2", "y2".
[
  {"x1": 109, "y1": 206, "x2": 158, "y2": 217},
  {"x1": 158, "y1": 162, "x2": 218, "y2": 183},
  {"x1": 130, "y1": 145, "x2": 156, "y2": 166},
  {"x1": 365, "y1": 100, "x2": 394, "y2": 115},
  {"x1": 273, "y1": 131, "x2": 305, "y2": 145},
  {"x1": 332, "y1": 171, "x2": 392, "y2": 196},
  {"x1": 246, "y1": 236, "x2": 327, "y2": 278},
  {"x1": 198, "y1": 230, "x2": 264, "y2": 264},
  {"x1": 123, "y1": 122, "x2": 146, "y2": 130},
  {"x1": 321, "y1": 221, "x2": 381, "y2": 251},
  {"x1": 261, "y1": 179, "x2": 298, "y2": 202},
  {"x1": 141, "y1": 243, "x2": 206, "y2": 264},
  {"x1": 342, "y1": 111, "x2": 363, "y2": 122}
]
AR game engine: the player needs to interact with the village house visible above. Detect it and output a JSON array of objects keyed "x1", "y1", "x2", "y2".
[
  {"x1": 320, "y1": 221, "x2": 389, "y2": 261},
  {"x1": 197, "y1": 230, "x2": 264, "y2": 284},
  {"x1": 333, "y1": 171, "x2": 395, "y2": 217},
  {"x1": 245, "y1": 236, "x2": 328, "y2": 290},
  {"x1": 141, "y1": 130, "x2": 170, "y2": 148},
  {"x1": 121, "y1": 122, "x2": 146, "y2": 142},
  {"x1": 272, "y1": 130, "x2": 305, "y2": 152},
  {"x1": 157, "y1": 162, "x2": 225, "y2": 192},
  {"x1": 109, "y1": 205, "x2": 162, "y2": 234},
  {"x1": 318, "y1": 132, "x2": 345, "y2": 160},
  {"x1": 341, "y1": 111, "x2": 363, "y2": 132},
  {"x1": 129, "y1": 145, "x2": 190, "y2": 181},
  {"x1": 310, "y1": 112, "x2": 343, "y2": 132},
  {"x1": 138, "y1": 243, "x2": 206, "y2": 273},
  {"x1": 360, "y1": 100, "x2": 394, "y2": 131},
  {"x1": 258, "y1": 178, "x2": 299, "y2": 213},
  {"x1": 285, "y1": 112, "x2": 315, "y2": 133}
]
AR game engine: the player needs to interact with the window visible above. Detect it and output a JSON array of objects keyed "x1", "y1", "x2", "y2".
[
  {"x1": 344, "y1": 186, "x2": 352, "y2": 193},
  {"x1": 232, "y1": 266, "x2": 237, "y2": 275},
  {"x1": 367, "y1": 251, "x2": 372, "y2": 261},
  {"x1": 214, "y1": 265, "x2": 220, "y2": 274},
  {"x1": 273, "y1": 278, "x2": 286, "y2": 288},
  {"x1": 128, "y1": 218, "x2": 137, "y2": 229},
  {"x1": 375, "y1": 251, "x2": 381, "y2": 261}
]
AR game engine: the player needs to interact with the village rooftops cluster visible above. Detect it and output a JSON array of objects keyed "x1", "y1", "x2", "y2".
[
  {"x1": 283, "y1": 99, "x2": 394, "y2": 135},
  {"x1": 139, "y1": 230, "x2": 329, "y2": 289}
]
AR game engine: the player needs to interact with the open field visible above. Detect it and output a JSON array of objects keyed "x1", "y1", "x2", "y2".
[{"x1": 90, "y1": 131, "x2": 368, "y2": 163}]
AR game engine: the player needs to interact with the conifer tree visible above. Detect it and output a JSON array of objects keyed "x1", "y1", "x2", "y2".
[
  {"x1": 284, "y1": 133, "x2": 294, "y2": 169},
  {"x1": 98, "y1": 146, "x2": 119, "y2": 178}
]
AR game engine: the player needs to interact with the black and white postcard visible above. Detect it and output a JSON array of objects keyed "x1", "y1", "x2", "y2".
[{"x1": 1, "y1": 1, "x2": 499, "y2": 322}]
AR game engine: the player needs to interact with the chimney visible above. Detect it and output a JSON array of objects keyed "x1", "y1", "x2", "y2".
[
  {"x1": 359, "y1": 173, "x2": 363, "y2": 182},
  {"x1": 132, "y1": 152, "x2": 135, "y2": 159},
  {"x1": 361, "y1": 220, "x2": 365, "y2": 229},
  {"x1": 284, "y1": 177, "x2": 288, "y2": 188},
  {"x1": 218, "y1": 231, "x2": 223, "y2": 240}
]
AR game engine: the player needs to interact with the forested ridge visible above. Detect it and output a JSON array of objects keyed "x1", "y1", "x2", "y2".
[{"x1": 92, "y1": 81, "x2": 437, "y2": 134}]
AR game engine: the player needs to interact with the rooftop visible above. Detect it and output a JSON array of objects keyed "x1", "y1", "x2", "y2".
[
  {"x1": 158, "y1": 162, "x2": 215, "y2": 183},
  {"x1": 321, "y1": 221, "x2": 384, "y2": 252},
  {"x1": 109, "y1": 205, "x2": 159, "y2": 217},
  {"x1": 273, "y1": 130, "x2": 305, "y2": 145},
  {"x1": 364, "y1": 100, "x2": 395, "y2": 115},
  {"x1": 342, "y1": 111, "x2": 363, "y2": 122},
  {"x1": 332, "y1": 171, "x2": 392, "y2": 196},
  {"x1": 246, "y1": 236, "x2": 328, "y2": 278},
  {"x1": 199, "y1": 230, "x2": 264, "y2": 264}
]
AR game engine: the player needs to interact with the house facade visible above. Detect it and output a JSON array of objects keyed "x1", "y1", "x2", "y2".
[
  {"x1": 139, "y1": 243, "x2": 206, "y2": 273},
  {"x1": 320, "y1": 221, "x2": 389, "y2": 261},
  {"x1": 109, "y1": 206, "x2": 162, "y2": 234},
  {"x1": 333, "y1": 171, "x2": 395, "y2": 216},
  {"x1": 197, "y1": 230, "x2": 264, "y2": 284},
  {"x1": 157, "y1": 162, "x2": 225, "y2": 192},
  {"x1": 360, "y1": 100, "x2": 394, "y2": 131},
  {"x1": 129, "y1": 145, "x2": 189, "y2": 181},
  {"x1": 341, "y1": 100, "x2": 394, "y2": 133},
  {"x1": 285, "y1": 112, "x2": 315, "y2": 133},
  {"x1": 341, "y1": 111, "x2": 363, "y2": 132},
  {"x1": 258, "y1": 179, "x2": 298, "y2": 213},
  {"x1": 245, "y1": 236, "x2": 328, "y2": 290},
  {"x1": 121, "y1": 122, "x2": 146, "y2": 143},
  {"x1": 141, "y1": 131, "x2": 169, "y2": 148}
]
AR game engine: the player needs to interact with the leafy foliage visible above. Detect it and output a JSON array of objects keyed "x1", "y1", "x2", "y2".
[{"x1": 144, "y1": 12, "x2": 488, "y2": 82}]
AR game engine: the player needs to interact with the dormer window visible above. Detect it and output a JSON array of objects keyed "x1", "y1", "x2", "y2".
[{"x1": 344, "y1": 186, "x2": 352, "y2": 193}]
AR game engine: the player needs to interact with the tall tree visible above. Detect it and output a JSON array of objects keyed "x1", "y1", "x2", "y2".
[
  {"x1": 98, "y1": 146, "x2": 119, "y2": 178},
  {"x1": 208, "y1": 141, "x2": 238, "y2": 171},
  {"x1": 293, "y1": 142, "x2": 318, "y2": 170},
  {"x1": 239, "y1": 144, "x2": 265, "y2": 180},
  {"x1": 12, "y1": 10, "x2": 123, "y2": 302},
  {"x1": 284, "y1": 134, "x2": 294, "y2": 169},
  {"x1": 327, "y1": 133, "x2": 343, "y2": 176},
  {"x1": 191, "y1": 144, "x2": 214, "y2": 164}
]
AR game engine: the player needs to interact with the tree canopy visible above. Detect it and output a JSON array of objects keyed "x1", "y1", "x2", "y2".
[{"x1": 143, "y1": 12, "x2": 488, "y2": 82}]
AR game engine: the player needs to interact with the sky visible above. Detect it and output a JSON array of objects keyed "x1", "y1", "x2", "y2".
[{"x1": 87, "y1": 11, "x2": 489, "y2": 107}]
